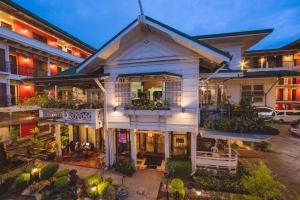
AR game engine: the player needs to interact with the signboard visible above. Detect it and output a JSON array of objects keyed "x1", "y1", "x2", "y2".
[{"x1": 119, "y1": 133, "x2": 127, "y2": 144}]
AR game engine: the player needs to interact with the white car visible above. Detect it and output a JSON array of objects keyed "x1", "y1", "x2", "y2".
[
  {"x1": 274, "y1": 110, "x2": 300, "y2": 123},
  {"x1": 256, "y1": 106, "x2": 276, "y2": 121}
]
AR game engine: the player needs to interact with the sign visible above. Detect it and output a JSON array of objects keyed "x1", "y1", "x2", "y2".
[{"x1": 119, "y1": 133, "x2": 127, "y2": 144}]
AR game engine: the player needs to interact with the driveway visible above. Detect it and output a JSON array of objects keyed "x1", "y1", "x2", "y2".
[
  {"x1": 59, "y1": 163, "x2": 163, "y2": 200},
  {"x1": 239, "y1": 123, "x2": 300, "y2": 199}
]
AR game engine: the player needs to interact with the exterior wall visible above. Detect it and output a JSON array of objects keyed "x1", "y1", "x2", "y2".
[
  {"x1": 224, "y1": 77, "x2": 277, "y2": 108},
  {"x1": 78, "y1": 126, "x2": 96, "y2": 145},
  {"x1": 104, "y1": 30, "x2": 200, "y2": 133},
  {"x1": 210, "y1": 43, "x2": 241, "y2": 70}
]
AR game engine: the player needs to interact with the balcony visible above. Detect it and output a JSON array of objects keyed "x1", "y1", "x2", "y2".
[
  {"x1": 0, "y1": 27, "x2": 83, "y2": 63},
  {"x1": 10, "y1": 65, "x2": 48, "y2": 77},
  {"x1": 0, "y1": 61, "x2": 10, "y2": 74},
  {"x1": 39, "y1": 108, "x2": 103, "y2": 128},
  {"x1": 196, "y1": 150, "x2": 238, "y2": 172}
]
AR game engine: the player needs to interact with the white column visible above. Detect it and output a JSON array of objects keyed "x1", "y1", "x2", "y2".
[
  {"x1": 47, "y1": 58, "x2": 51, "y2": 77},
  {"x1": 104, "y1": 129, "x2": 110, "y2": 167},
  {"x1": 191, "y1": 132, "x2": 197, "y2": 173},
  {"x1": 164, "y1": 131, "x2": 169, "y2": 162},
  {"x1": 68, "y1": 125, "x2": 73, "y2": 141},
  {"x1": 55, "y1": 124, "x2": 62, "y2": 157},
  {"x1": 130, "y1": 129, "x2": 137, "y2": 167},
  {"x1": 110, "y1": 130, "x2": 116, "y2": 166}
]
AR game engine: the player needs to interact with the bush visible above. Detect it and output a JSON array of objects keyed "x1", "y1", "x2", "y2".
[
  {"x1": 167, "y1": 158, "x2": 192, "y2": 178},
  {"x1": 40, "y1": 162, "x2": 59, "y2": 180},
  {"x1": 53, "y1": 176, "x2": 69, "y2": 188},
  {"x1": 14, "y1": 173, "x2": 30, "y2": 187},
  {"x1": 105, "y1": 177, "x2": 113, "y2": 184},
  {"x1": 254, "y1": 141, "x2": 271, "y2": 152},
  {"x1": 87, "y1": 174, "x2": 102, "y2": 186},
  {"x1": 97, "y1": 181, "x2": 110, "y2": 196},
  {"x1": 54, "y1": 169, "x2": 70, "y2": 178},
  {"x1": 171, "y1": 178, "x2": 185, "y2": 198},
  {"x1": 192, "y1": 167, "x2": 247, "y2": 194},
  {"x1": 114, "y1": 159, "x2": 135, "y2": 176},
  {"x1": 87, "y1": 186, "x2": 99, "y2": 198}
]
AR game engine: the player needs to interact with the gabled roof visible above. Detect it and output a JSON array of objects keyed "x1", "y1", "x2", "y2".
[
  {"x1": 76, "y1": 15, "x2": 231, "y2": 73},
  {"x1": 1, "y1": 0, "x2": 96, "y2": 52},
  {"x1": 194, "y1": 29, "x2": 273, "y2": 39}
]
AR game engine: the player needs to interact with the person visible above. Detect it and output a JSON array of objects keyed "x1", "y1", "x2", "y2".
[
  {"x1": 75, "y1": 141, "x2": 80, "y2": 154},
  {"x1": 69, "y1": 141, "x2": 75, "y2": 153}
]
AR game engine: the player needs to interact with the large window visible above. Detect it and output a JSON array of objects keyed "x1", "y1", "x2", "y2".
[
  {"x1": 115, "y1": 80, "x2": 181, "y2": 107},
  {"x1": 241, "y1": 84, "x2": 264, "y2": 103},
  {"x1": 33, "y1": 32, "x2": 47, "y2": 44}
]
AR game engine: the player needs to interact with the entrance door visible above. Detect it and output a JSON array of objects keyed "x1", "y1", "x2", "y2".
[{"x1": 142, "y1": 133, "x2": 164, "y2": 154}]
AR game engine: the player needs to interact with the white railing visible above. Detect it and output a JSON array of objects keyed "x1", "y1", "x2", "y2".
[
  {"x1": 196, "y1": 150, "x2": 238, "y2": 172},
  {"x1": 39, "y1": 108, "x2": 103, "y2": 128}
]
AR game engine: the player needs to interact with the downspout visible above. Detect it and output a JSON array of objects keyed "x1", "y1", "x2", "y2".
[
  {"x1": 94, "y1": 78, "x2": 110, "y2": 167},
  {"x1": 264, "y1": 77, "x2": 280, "y2": 107}
]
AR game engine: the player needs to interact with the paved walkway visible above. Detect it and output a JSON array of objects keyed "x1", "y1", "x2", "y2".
[
  {"x1": 239, "y1": 123, "x2": 300, "y2": 200},
  {"x1": 59, "y1": 163, "x2": 163, "y2": 200}
]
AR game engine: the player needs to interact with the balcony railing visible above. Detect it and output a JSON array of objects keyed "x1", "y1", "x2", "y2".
[
  {"x1": 11, "y1": 65, "x2": 48, "y2": 77},
  {"x1": 196, "y1": 150, "x2": 238, "y2": 172},
  {"x1": 39, "y1": 108, "x2": 103, "y2": 128},
  {"x1": 0, "y1": 61, "x2": 10, "y2": 73}
]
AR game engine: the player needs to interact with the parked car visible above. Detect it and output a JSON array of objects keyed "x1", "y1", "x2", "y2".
[
  {"x1": 288, "y1": 123, "x2": 300, "y2": 138},
  {"x1": 256, "y1": 106, "x2": 276, "y2": 121},
  {"x1": 274, "y1": 110, "x2": 300, "y2": 123}
]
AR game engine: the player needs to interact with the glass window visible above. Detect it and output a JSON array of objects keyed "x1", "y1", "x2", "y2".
[
  {"x1": 116, "y1": 129, "x2": 130, "y2": 158},
  {"x1": 33, "y1": 32, "x2": 47, "y2": 44},
  {"x1": 1, "y1": 21, "x2": 12, "y2": 30}
]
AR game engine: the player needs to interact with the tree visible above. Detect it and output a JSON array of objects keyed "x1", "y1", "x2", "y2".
[{"x1": 241, "y1": 161, "x2": 285, "y2": 200}]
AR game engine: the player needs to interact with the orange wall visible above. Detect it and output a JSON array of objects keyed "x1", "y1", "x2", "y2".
[
  {"x1": 13, "y1": 20, "x2": 57, "y2": 47},
  {"x1": 19, "y1": 85, "x2": 35, "y2": 102},
  {"x1": 49, "y1": 64, "x2": 58, "y2": 76},
  {"x1": 17, "y1": 54, "x2": 33, "y2": 76}
]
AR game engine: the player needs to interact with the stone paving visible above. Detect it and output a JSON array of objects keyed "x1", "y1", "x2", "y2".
[{"x1": 59, "y1": 163, "x2": 163, "y2": 200}]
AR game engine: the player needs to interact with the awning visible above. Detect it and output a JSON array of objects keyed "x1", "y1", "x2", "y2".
[
  {"x1": 22, "y1": 67, "x2": 109, "y2": 87},
  {"x1": 200, "y1": 129, "x2": 274, "y2": 142},
  {"x1": 117, "y1": 71, "x2": 182, "y2": 82},
  {"x1": 243, "y1": 70, "x2": 300, "y2": 78}
]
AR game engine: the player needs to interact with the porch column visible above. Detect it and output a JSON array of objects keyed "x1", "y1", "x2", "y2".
[
  {"x1": 191, "y1": 132, "x2": 197, "y2": 173},
  {"x1": 68, "y1": 125, "x2": 73, "y2": 141},
  {"x1": 104, "y1": 129, "x2": 110, "y2": 167},
  {"x1": 110, "y1": 129, "x2": 116, "y2": 166},
  {"x1": 228, "y1": 139, "x2": 232, "y2": 171},
  {"x1": 55, "y1": 124, "x2": 62, "y2": 157},
  {"x1": 164, "y1": 131, "x2": 170, "y2": 162},
  {"x1": 130, "y1": 129, "x2": 137, "y2": 167}
]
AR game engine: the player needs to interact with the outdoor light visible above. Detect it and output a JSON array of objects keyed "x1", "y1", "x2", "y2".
[
  {"x1": 91, "y1": 186, "x2": 97, "y2": 192},
  {"x1": 25, "y1": 85, "x2": 31, "y2": 89},
  {"x1": 23, "y1": 28, "x2": 28, "y2": 33},
  {"x1": 31, "y1": 167, "x2": 39, "y2": 176},
  {"x1": 240, "y1": 60, "x2": 247, "y2": 70},
  {"x1": 196, "y1": 190, "x2": 201, "y2": 196},
  {"x1": 24, "y1": 57, "x2": 30, "y2": 62}
]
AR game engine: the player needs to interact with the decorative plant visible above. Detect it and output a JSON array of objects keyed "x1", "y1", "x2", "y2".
[
  {"x1": 9, "y1": 127, "x2": 20, "y2": 143},
  {"x1": 39, "y1": 162, "x2": 59, "y2": 180},
  {"x1": 113, "y1": 159, "x2": 135, "y2": 176},
  {"x1": 171, "y1": 178, "x2": 185, "y2": 198},
  {"x1": 13, "y1": 173, "x2": 31, "y2": 188},
  {"x1": 87, "y1": 174, "x2": 102, "y2": 186},
  {"x1": 241, "y1": 161, "x2": 285, "y2": 200},
  {"x1": 53, "y1": 175, "x2": 69, "y2": 188}
]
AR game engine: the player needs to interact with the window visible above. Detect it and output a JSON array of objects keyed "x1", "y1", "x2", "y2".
[
  {"x1": 33, "y1": 32, "x2": 47, "y2": 44},
  {"x1": 1, "y1": 21, "x2": 12, "y2": 30},
  {"x1": 241, "y1": 84, "x2": 264, "y2": 103},
  {"x1": 57, "y1": 45, "x2": 63, "y2": 50}
]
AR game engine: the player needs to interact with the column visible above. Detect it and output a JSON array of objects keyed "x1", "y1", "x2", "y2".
[
  {"x1": 164, "y1": 131, "x2": 170, "y2": 162},
  {"x1": 105, "y1": 129, "x2": 110, "y2": 167},
  {"x1": 110, "y1": 130, "x2": 116, "y2": 166},
  {"x1": 6, "y1": 79, "x2": 11, "y2": 106},
  {"x1": 130, "y1": 129, "x2": 137, "y2": 168},
  {"x1": 191, "y1": 132, "x2": 197, "y2": 173},
  {"x1": 228, "y1": 139, "x2": 232, "y2": 171},
  {"x1": 55, "y1": 124, "x2": 62, "y2": 157},
  {"x1": 68, "y1": 125, "x2": 73, "y2": 141}
]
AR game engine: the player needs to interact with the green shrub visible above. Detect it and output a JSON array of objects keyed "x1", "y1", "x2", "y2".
[
  {"x1": 171, "y1": 178, "x2": 185, "y2": 198},
  {"x1": 40, "y1": 162, "x2": 59, "y2": 180},
  {"x1": 54, "y1": 169, "x2": 70, "y2": 178},
  {"x1": 254, "y1": 141, "x2": 271, "y2": 152},
  {"x1": 14, "y1": 173, "x2": 30, "y2": 187},
  {"x1": 105, "y1": 177, "x2": 113, "y2": 184},
  {"x1": 114, "y1": 159, "x2": 135, "y2": 176},
  {"x1": 167, "y1": 158, "x2": 191, "y2": 178},
  {"x1": 97, "y1": 181, "x2": 110, "y2": 196},
  {"x1": 86, "y1": 186, "x2": 99, "y2": 198},
  {"x1": 87, "y1": 174, "x2": 101, "y2": 186},
  {"x1": 54, "y1": 176, "x2": 69, "y2": 188}
]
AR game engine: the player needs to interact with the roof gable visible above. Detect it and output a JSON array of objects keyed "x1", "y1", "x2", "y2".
[{"x1": 76, "y1": 15, "x2": 231, "y2": 73}]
